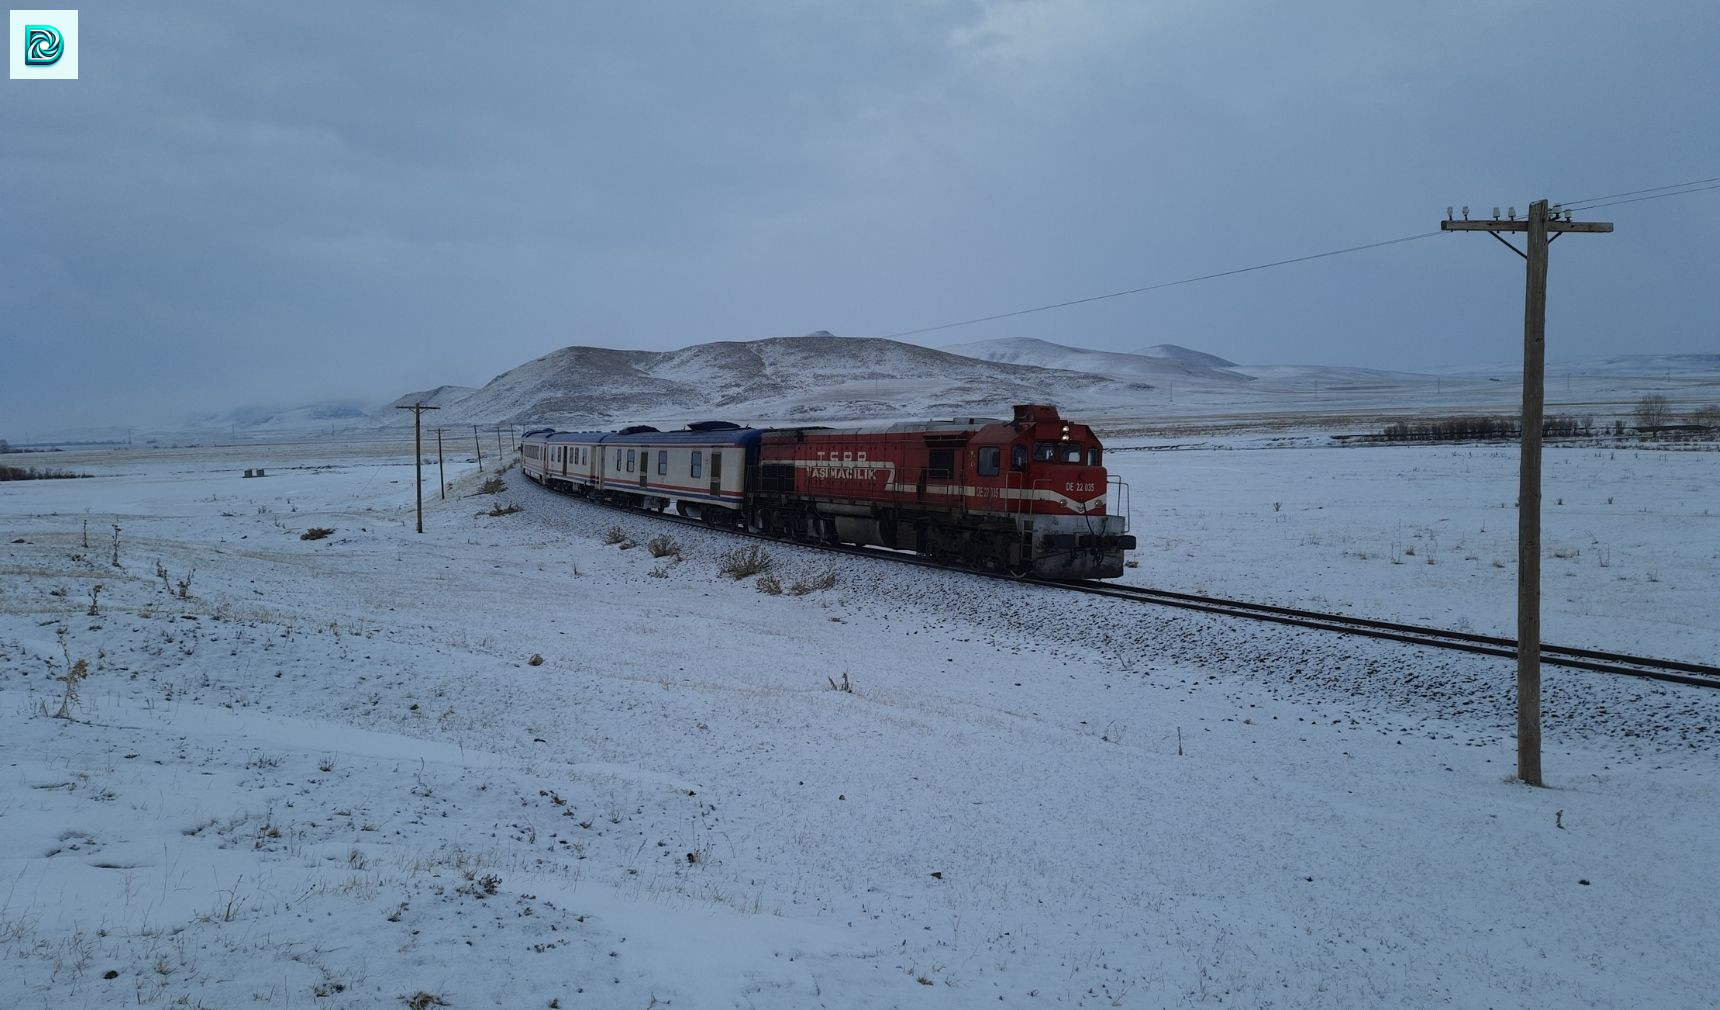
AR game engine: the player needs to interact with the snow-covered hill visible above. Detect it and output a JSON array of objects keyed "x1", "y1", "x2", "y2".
[
  {"x1": 383, "y1": 334, "x2": 1160, "y2": 427},
  {"x1": 944, "y1": 337, "x2": 1252, "y2": 384},
  {"x1": 383, "y1": 384, "x2": 480, "y2": 412},
  {"x1": 1131, "y1": 343, "x2": 1242, "y2": 371},
  {"x1": 179, "y1": 400, "x2": 376, "y2": 437}
]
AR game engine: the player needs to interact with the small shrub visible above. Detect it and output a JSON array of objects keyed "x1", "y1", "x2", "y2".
[
  {"x1": 603, "y1": 526, "x2": 628, "y2": 545},
  {"x1": 487, "y1": 502, "x2": 523, "y2": 516},
  {"x1": 53, "y1": 631, "x2": 88, "y2": 720},
  {"x1": 403, "y1": 993, "x2": 450, "y2": 1010},
  {"x1": 789, "y1": 568, "x2": 839, "y2": 595},
  {"x1": 827, "y1": 672, "x2": 853, "y2": 693},
  {"x1": 647, "y1": 564, "x2": 671, "y2": 578},
  {"x1": 176, "y1": 570, "x2": 194, "y2": 599},
  {"x1": 646, "y1": 534, "x2": 680, "y2": 558},
  {"x1": 301, "y1": 528, "x2": 335, "y2": 541},
  {"x1": 719, "y1": 544, "x2": 774, "y2": 579},
  {"x1": 478, "y1": 477, "x2": 506, "y2": 495},
  {"x1": 54, "y1": 658, "x2": 89, "y2": 719},
  {"x1": 86, "y1": 584, "x2": 103, "y2": 616},
  {"x1": 756, "y1": 574, "x2": 783, "y2": 595}
]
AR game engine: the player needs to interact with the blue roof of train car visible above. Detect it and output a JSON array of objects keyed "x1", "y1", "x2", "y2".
[{"x1": 534, "y1": 428, "x2": 763, "y2": 447}]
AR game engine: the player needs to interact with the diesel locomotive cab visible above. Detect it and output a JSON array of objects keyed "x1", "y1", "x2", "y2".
[{"x1": 992, "y1": 404, "x2": 1136, "y2": 579}]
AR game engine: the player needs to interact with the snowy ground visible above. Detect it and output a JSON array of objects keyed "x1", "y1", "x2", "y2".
[
  {"x1": 2, "y1": 435, "x2": 1717, "y2": 1009},
  {"x1": 1106, "y1": 436, "x2": 1720, "y2": 665}
]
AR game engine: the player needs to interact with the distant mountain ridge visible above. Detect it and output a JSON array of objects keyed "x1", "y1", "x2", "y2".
[
  {"x1": 942, "y1": 337, "x2": 1251, "y2": 383},
  {"x1": 383, "y1": 334, "x2": 1162, "y2": 427},
  {"x1": 143, "y1": 338, "x2": 1720, "y2": 442}
]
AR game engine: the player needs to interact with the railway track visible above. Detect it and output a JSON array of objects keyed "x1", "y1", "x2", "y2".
[
  {"x1": 522, "y1": 473, "x2": 1720, "y2": 690},
  {"x1": 1050, "y1": 582, "x2": 1720, "y2": 689}
]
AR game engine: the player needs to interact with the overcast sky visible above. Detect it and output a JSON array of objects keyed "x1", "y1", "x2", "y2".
[{"x1": 5, "y1": 0, "x2": 1717, "y2": 433}]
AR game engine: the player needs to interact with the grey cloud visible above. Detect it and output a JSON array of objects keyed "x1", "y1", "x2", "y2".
[{"x1": 3, "y1": 0, "x2": 1716, "y2": 434}]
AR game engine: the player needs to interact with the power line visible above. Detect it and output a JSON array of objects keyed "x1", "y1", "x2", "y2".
[
  {"x1": 1557, "y1": 173, "x2": 1720, "y2": 210},
  {"x1": 1567, "y1": 180, "x2": 1720, "y2": 212},
  {"x1": 881, "y1": 230, "x2": 1446, "y2": 340}
]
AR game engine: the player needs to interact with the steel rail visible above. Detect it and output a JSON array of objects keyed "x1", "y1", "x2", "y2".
[{"x1": 1047, "y1": 581, "x2": 1720, "y2": 689}]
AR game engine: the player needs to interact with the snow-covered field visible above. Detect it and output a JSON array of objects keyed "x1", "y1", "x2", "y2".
[{"x1": 2, "y1": 434, "x2": 1717, "y2": 1009}]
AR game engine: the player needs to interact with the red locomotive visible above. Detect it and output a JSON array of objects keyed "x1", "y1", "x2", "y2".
[
  {"x1": 752, "y1": 404, "x2": 1133, "y2": 578},
  {"x1": 520, "y1": 404, "x2": 1134, "y2": 579}
]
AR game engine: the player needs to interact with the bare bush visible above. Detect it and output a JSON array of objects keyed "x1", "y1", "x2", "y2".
[
  {"x1": 487, "y1": 502, "x2": 523, "y2": 516},
  {"x1": 53, "y1": 631, "x2": 88, "y2": 719},
  {"x1": 719, "y1": 544, "x2": 774, "y2": 579},
  {"x1": 0, "y1": 464, "x2": 92, "y2": 481},
  {"x1": 756, "y1": 574, "x2": 783, "y2": 595},
  {"x1": 603, "y1": 526, "x2": 629, "y2": 545},
  {"x1": 301, "y1": 527, "x2": 335, "y2": 541},
  {"x1": 1634, "y1": 394, "x2": 1671, "y2": 432},
  {"x1": 647, "y1": 533, "x2": 681, "y2": 558},
  {"x1": 478, "y1": 477, "x2": 506, "y2": 494},
  {"x1": 789, "y1": 568, "x2": 839, "y2": 595}
]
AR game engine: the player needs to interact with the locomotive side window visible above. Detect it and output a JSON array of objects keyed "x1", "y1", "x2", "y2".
[
  {"x1": 691, "y1": 451, "x2": 703, "y2": 478},
  {"x1": 1011, "y1": 446, "x2": 1027, "y2": 471},
  {"x1": 658, "y1": 451, "x2": 667, "y2": 475},
  {"x1": 1033, "y1": 443, "x2": 1058, "y2": 462},
  {"x1": 977, "y1": 447, "x2": 1000, "y2": 476},
  {"x1": 1088, "y1": 447, "x2": 1101, "y2": 466}
]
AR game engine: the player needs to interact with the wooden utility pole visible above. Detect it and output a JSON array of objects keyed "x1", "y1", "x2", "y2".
[
  {"x1": 436, "y1": 428, "x2": 446, "y2": 500},
  {"x1": 473, "y1": 425, "x2": 484, "y2": 469},
  {"x1": 395, "y1": 403, "x2": 440, "y2": 533},
  {"x1": 1442, "y1": 200, "x2": 1612, "y2": 786}
]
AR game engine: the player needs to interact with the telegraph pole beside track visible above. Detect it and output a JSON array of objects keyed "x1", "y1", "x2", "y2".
[
  {"x1": 473, "y1": 425, "x2": 484, "y2": 470},
  {"x1": 436, "y1": 428, "x2": 446, "y2": 500},
  {"x1": 1442, "y1": 199, "x2": 1611, "y2": 786},
  {"x1": 396, "y1": 403, "x2": 440, "y2": 533}
]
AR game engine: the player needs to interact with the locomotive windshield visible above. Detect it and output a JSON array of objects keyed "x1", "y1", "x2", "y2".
[{"x1": 1035, "y1": 442, "x2": 1085, "y2": 464}]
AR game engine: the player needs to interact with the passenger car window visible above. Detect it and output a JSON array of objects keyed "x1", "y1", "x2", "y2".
[
  {"x1": 658, "y1": 451, "x2": 667, "y2": 475},
  {"x1": 977, "y1": 447, "x2": 1000, "y2": 476},
  {"x1": 691, "y1": 451, "x2": 702, "y2": 478}
]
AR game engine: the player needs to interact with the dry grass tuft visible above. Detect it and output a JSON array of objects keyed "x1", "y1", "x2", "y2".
[{"x1": 719, "y1": 544, "x2": 774, "y2": 579}]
